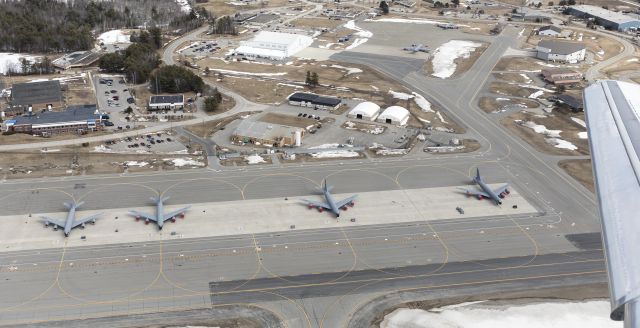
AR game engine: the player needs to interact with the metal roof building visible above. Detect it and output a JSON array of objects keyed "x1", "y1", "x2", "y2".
[
  {"x1": 3, "y1": 104, "x2": 102, "y2": 136},
  {"x1": 287, "y1": 92, "x2": 341, "y2": 110},
  {"x1": 536, "y1": 40, "x2": 586, "y2": 63},
  {"x1": 377, "y1": 106, "x2": 410, "y2": 125},
  {"x1": 584, "y1": 80, "x2": 640, "y2": 326},
  {"x1": 348, "y1": 102, "x2": 380, "y2": 121},
  {"x1": 568, "y1": 5, "x2": 640, "y2": 31},
  {"x1": 232, "y1": 120, "x2": 304, "y2": 147}
]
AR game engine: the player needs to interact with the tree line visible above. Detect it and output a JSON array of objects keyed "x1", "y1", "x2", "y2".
[{"x1": 0, "y1": 0, "x2": 210, "y2": 53}]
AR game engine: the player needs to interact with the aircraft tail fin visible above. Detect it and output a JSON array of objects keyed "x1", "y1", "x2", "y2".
[
  {"x1": 151, "y1": 196, "x2": 170, "y2": 203},
  {"x1": 323, "y1": 179, "x2": 334, "y2": 193},
  {"x1": 475, "y1": 168, "x2": 481, "y2": 181},
  {"x1": 161, "y1": 196, "x2": 170, "y2": 203},
  {"x1": 74, "y1": 201, "x2": 84, "y2": 209}
]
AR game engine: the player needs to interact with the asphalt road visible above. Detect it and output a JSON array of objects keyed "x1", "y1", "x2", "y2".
[{"x1": 0, "y1": 17, "x2": 618, "y2": 328}]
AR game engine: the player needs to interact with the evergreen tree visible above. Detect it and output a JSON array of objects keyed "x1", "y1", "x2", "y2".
[{"x1": 379, "y1": 1, "x2": 390, "y2": 14}]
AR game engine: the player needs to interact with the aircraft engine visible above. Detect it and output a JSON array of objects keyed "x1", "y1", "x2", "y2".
[
  {"x1": 145, "y1": 219, "x2": 150, "y2": 225},
  {"x1": 349, "y1": 202, "x2": 355, "y2": 207},
  {"x1": 81, "y1": 223, "x2": 85, "y2": 229}
]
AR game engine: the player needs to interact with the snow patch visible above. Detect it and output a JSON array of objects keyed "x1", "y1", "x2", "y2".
[
  {"x1": 211, "y1": 68, "x2": 287, "y2": 77},
  {"x1": 344, "y1": 20, "x2": 372, "y2": 50},
  {"x1": 521, "y1": 120, "x2": 562, "y2": 137},
  {"x1": 0, "y1": 53, "x2": 40, "y2": 75},
  {"x1": 98, "y1": 30, "x2": 131, "y2": 45},
  {"x1": 388, "y1": 90, "x2": 413, "y2": 100},
  {"x1": 431, "y1": 40, "x2": 482, "y2": 79},
  {"x1": 165, "y1": 158, "x2": 205, "y2": 167},
  {"x1": 548, "y1": 138, "x2": 577, "y2": 150},
  {"x1": 571, "y1": 117, "x2": 586, "y2": 128},
  {"x1": 124, "y1": 161, "x2": 148, "y2": 167},
  {"x1": 245, "y1": 154, "x2": 266, "y2": 164},
  {"x1": 436, "y1": 111, "x2": 448, "y2": 124},
  {"x1": 578, "y1": 131, "x2": 588, "y2": 139},
  {"x1": 311, "y1": 150, "x2": 359, "y2": 158},
  {"x1": 330, "y1": 64, "x2": 362, "y2": 75},
  {"x1": 528, "y1": 90, "x2": 544, "y2": 99},
  {"x1": 412, "y1": 92, "x2": 433, "y2": 112},
  {"x1": 381, "y1": 300, "x2": 619, "y2": 328}
]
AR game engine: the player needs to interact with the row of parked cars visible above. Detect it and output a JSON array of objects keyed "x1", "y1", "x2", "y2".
[{"x1": 298, "y1": 113, "x2": 321, "y2": 120}]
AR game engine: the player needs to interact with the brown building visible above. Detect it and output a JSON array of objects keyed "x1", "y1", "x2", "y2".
[
  {"x1": 3, "y1": 104, "x2": 103, "y2": 136},
  {"x1": 541, "y1": 69, "x2": 583, "y2": 85},
  {"x1": 8, "y1": 80, "x2": 63, "y2": 115}
]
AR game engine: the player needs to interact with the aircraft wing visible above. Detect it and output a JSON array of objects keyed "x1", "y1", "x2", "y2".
[
  {"x1": 162, "y1": 206, "x2": 191, "y2": 222},
  {"x1": 335, "y1": 195, "x2": 357, "y2": 208},
  {"x1": 129, "y1": 210, "x2": 157, "y2": 222},
  {"x1": 584, "y1": 80, "x2": 640, "y2": 323},
  {"x1": 492, "y1": 184, "x2": 509, "y2": 195},
  {"x1": 41, "y1": 216, "x2": 65, "y2": 229},
  {"x1": 72, "y1": 213, "x2": 102, "y2": 229},
  {"x1": 457, "y1": 187, "x2": 490, "y2": 198},
  {"x1": 301, "y1": 199, "x2": 331, "y2": 210}
]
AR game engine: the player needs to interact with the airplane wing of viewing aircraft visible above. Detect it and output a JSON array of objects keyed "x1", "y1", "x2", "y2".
[{"x1": 584, "y1": 80, "x2": 640, "y2": 325}]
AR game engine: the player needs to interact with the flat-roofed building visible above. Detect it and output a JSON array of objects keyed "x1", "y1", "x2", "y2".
[
  {"x1": 2, "y1": 104, "x2": 102, "y2": 136},
  {"x1": 542, "y1": 69, "x2": 583, "y2": 85},
  {"x1": 9, "y1": 80, "x2": 63, "y2": 113},
  {"x1": 231, "y1": 120, "x2": 304, "y2": 147},
  {"x1": 538, "y1": 25, "x2": 563, "y2": 36},
  {"x1": 148, "y1": 95, "x2": 184, "y2": 111},
  {"x1": 568, "y1": 5, "x2": 640, "y2": 31},
  {"x1": 287, "y1": 92, "x2": 341, "y2": 110}
]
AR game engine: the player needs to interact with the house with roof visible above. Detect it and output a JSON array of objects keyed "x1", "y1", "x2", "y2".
[
  {"x1": 8, "y1": 80, "x2": 63, "y2": 115},
  {"x1": 538, "y1": 25, "x2": 563, "y2": 37},
  {"x1": 541, "y1": 69, "x2": 583, "y2": 85},
  {"x1": 536, "y1": 40, "x2": 586, "y2": 63},
  {"x1": 2, "y1": 104, "x2": 102, "y2": 136},
  {"x1": 148, "y1": 95, "x2": 185, "y2": 111}
]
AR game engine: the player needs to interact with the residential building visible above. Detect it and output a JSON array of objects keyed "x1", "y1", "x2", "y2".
[
  {"x1": 287, "y1": 92, "x2": 342, "y2": 110},
  {"x1": 536, "y1": 40, "x2": 586, "y2": 63},
  {"x1": 377, "y1": 106, "x2": 410, "y2": 125},
  {"x1": 231, "y1": 120, "x2": 304, "y2": 147},
  {"x1": 541, "y1": 69, "x2": 583, "y2": 85},
  {"x1": 9, "y1": 80, "x2": 63, "y2": 113},
  {"x1": 348, "y1": 102, "x2": 380, "y2": 121},
  {"x1": 2, "y1": 104, "x2": 102, "y2": 136},
  {"x1": 148, "y1": 95, "x2": 185, "y2": 111},
  {"x1": 567, "y1": 5, "x2": 640, "y2": 31}
]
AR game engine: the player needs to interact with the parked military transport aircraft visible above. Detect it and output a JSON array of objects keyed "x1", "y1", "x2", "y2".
[
  {"x1": 458, "y1": 168, "x2": 510, "y2": 205},
  {"x1": 403, "y1": 43, "x2": 429, "y2": 53},
  {"x1": 129, "y1": 196, "x2": 191, "y2": 230},
  {"x1": 302, "y1": 180, "x2": 357, "y2": 218},
  {"x1": 41, "y1": 201, "x2": 102, "y2": 237}
]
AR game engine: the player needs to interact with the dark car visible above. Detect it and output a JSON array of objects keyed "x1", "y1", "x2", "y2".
[
  {"x1": 112, "y1": 96, "x2": 119, "y2": 101},
  {"x1": 104, "y1": 121, "x2": 114, "y2": 127},
  {"x1": 101, "y1": 114, "x2": 110, "y2": 120},
  {"x1": 127, "y1": 97, "x2": 135, "y2": 104}
]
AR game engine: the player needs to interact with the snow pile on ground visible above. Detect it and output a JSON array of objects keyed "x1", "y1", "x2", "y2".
[
  {"x1": 331, "y1": 64, "x2": 362, "y2": 75},
  {"x1": 165, "y1": 158, "x2": 205, "y2": 167},
  {"x1": 309, "y1": 143, "x2": 352, "y2": 149},
  {"x1": 311, "y1": 150, "x2": 359, "y2": 158},
  {"x1": 520, "y1": 73, "x2": 531, "y2": 83},
  {"x1": 278, "y1": 82, "x2": 303, "y2": 89},
  {"x1": 389, "y1": 90, "x2": 413, "y2": 100},
  {"x1": 175, "y1": 0, "x2": 192, "y2": 13},
  {"x1": 245, "y1": 154, "x2": 266, "y2": 165},
  {"x1": 571, "y1": 117, "x2": 586, "y2": 128},
  {"x1": 436, "y1": 111, "x2": 448, "y2": 123},
  {"x1": 412, "y1": 92, "x2": 433, "y2": 112},
  {"x1": 521, "y1": 121, "x2": 561, "y2": 137},
  {"x1": 431, "y1": 40, "x2": 482, "y2": 79},
  {"x1": 344, "y1": 20, "x2": 373, "y2": 50},
  {"x1": 370, "y1": 144, "x2": 408, "y2": 156},
  {"x1": 547, "y1": 138, "x2": 578, "y2": 150},
  {"x1": 0, "y1": 53, "x2": 39, "y2": 75},
  {"x1": 124, "y1": 161, "x2": 148, "y2": 167},
  {"x1": 528, "y1": 90, "x2": 544, "y2": 99},
  {"x1": 98, "y1": 30, "x2": 131, "y2": 45},
  {"x1": 211, "y1": 68, "x2": 286, "y2": 77},
  {"x1": 380, "y1": 300, "x2": 620, "y2": 328},
  {"x1": 578, "y1": 131, "x2": 588, "y2": 139}
]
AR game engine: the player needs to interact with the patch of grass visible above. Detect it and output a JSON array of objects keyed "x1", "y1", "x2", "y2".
[{"x1": 559, "y1": 159, "x2": 594, "y2": 193}]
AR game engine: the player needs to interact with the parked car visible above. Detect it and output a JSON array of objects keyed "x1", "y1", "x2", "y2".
[{"x1": 104, "y1": 121, "x2": 114, "y2": 127}]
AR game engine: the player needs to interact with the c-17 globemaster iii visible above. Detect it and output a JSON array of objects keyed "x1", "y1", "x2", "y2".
[
  {"x1": 41, "y1": 201, "x2": 102, "y2": 237},
  {"x1": 458, "y1": 168, "x2": 510, "y2": 205},
  {"x1": 301, "y1": 180, "x2": 357, "y2": 218},
  {"x1": 129, "y1": 196, "x2": 191, "y2": 230}
]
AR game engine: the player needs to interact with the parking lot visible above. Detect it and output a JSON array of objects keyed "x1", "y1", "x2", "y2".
[
  {"x1": 93, "y1": 74, "x2": 137, "y2": 130},
  {"x1": 103, "y1": 131, "x2": 189, "y2": 153},
  {"x1": 178, "y1": 40, "x2": 224, "y2": 57}
]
